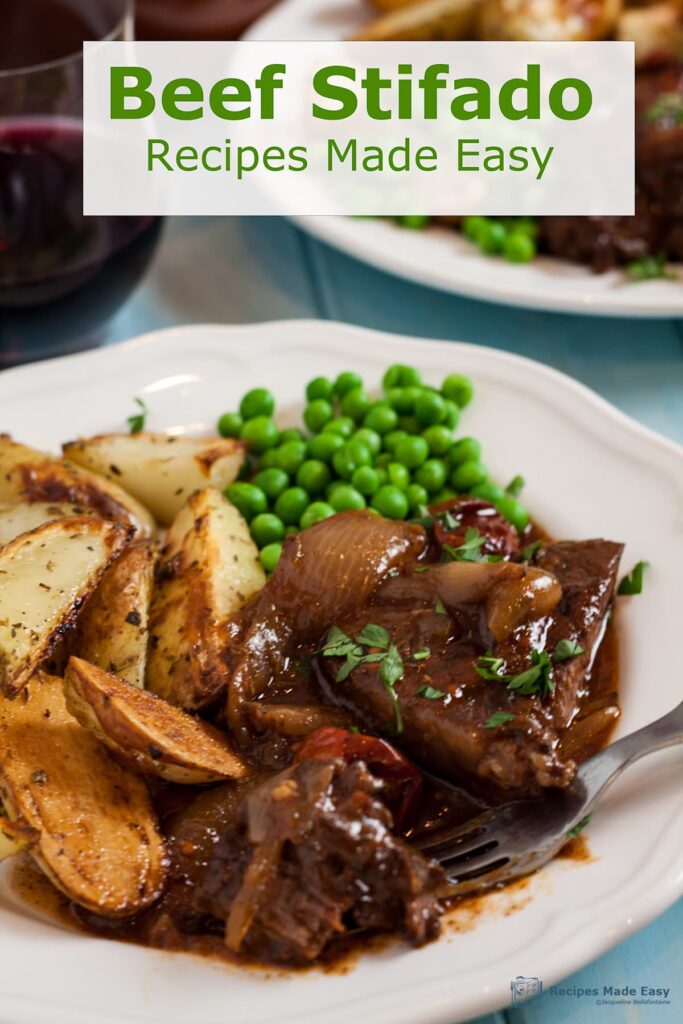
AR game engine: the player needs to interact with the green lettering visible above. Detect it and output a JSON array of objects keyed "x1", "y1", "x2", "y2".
[
  {"x1": 162, "y1": 78, "x2": 203, "y2": 120},
  {"x1": 209, "y1": 79, "x2": 251, "y2": 120},
  {"x1": 314, "y1": 67, "x2": 357, "y2": 120},
  {"x1": 111, "y1": 66, "x2": 155, "y2": 119},
  {"x1": 451, "y1": 80, "x2": 490, "y2": 120},
  {"x1": 549, "y1": 78, "x2": 592, "y2": 120},
  {"x1": 499, "y1": 64, "x2": 540, "y2": 120},
  {"x1": 147, "y1": 138, "x2": 172, "y2": 170}
]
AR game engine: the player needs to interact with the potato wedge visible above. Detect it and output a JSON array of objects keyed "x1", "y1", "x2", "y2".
[
  {"x1": 354, "y1": 0, "x2": 479, "y2": 40},
  {"x1": 71, "y1": 542, "x2": 155, "y2": 688},
  {"x1": 0, "y1": 672, "x2": 166, "y2": 916},
  {"x1": 0, "y1": 502, "x2": 98, "y2": 548},
  {"x1": 0, "y1": 435, "x2": 155, "y2": 539},
  {"x1": 63, "y1": 432, "x2": 246, "y2": 527},
  {"x1": 617, "y1": 2, "x2": 683, "y2": 63},
  {"x1": 65, "y1": 657, "x2": 249, "y2": 783},
  {"x1": 0, "y1": 517, "x2": 132, "y2": 697},
  {"x1": 475, "y1": 0, "x2": 622, "y2": 41},
  {"x1": 0, "y1": 817, "x2": 38, "y2": 862},
  {"x1": 146, "y1": 488, "x2": 265, "y2": 709}
]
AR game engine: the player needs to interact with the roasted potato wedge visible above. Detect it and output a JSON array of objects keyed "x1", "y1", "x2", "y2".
[
  {"x1": 0, "y1": 672, "x2": 166, "y2": 916},
  {"x1": 0, "y1": 501, "x2": 98, "y2": 548},
  {"x1": 0, "y1": 817, "x2": 38, "y2": 862},
  {"x1": 63, "y1": 432, "x2": 246, "y2": 527},
  {"x1": 0, "y1": 517, "x2": 131, "y2": 697},
  {"x1": 354, "y1": 0, "x2": 479, "y2": 40},
  {"x1": 0, "y1": 435, "x2": 155, "y2": 539},
  {"x1": 617, "y1": 2, "x2": 683, "y2": 63},
  {"x1": 71, "y1": 542, "x2": 155, "y2": 688},
  {"x1": 475, "y1": 0, "x2": 622, "y2": 41},
  {"x1": 65, "y1": 657, "x2": 249, "y2": 783},
  {"x1": 146, "y1": 488, "x2": 265, "y2": 709}
]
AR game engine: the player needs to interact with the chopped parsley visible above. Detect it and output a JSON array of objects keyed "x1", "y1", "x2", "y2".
[
  {"x1": 412, "y1": 648, "x2": 431, "y2": 662},
  {"x1": 483, "y1": 710, "x2": 515, "y2": 729},
  {"x1": 475, "y1": 636, "x2": 584, "y2": 700},
  {"x1": 567, "y1": 813, "x2": 592, "y2": 840},
  {"x1": 434, "y1": 596, "x2": 448, "y2": 615},
  {"x1": 645, "y1": 92, "x2": 683, "y2": 125},
  {"x1": 553, "y1": 638, "x2": 585, "y2": 662},
  {"x1": 415, "y1": 684, "x2": 446, "y2": 700},
  {"x1": 355, "y1": 623, "x2": 390, "y2": 649},
  {"x1": 626, "y1": 255, "x2": 674, "y2": 282},
  {"x1": 475, "y1": 653, "x2": 506, "y2": 681},
  {"x1": 521, "y1": 539, "x2": 543, "y2": 561},
  {"x1": 127, "y1": 397, "x2": 149, "y2": 434},
  {"x1": 320, "y1": 624, "x2": 404, "y2": 733},
  {"x1": 618, "y1": 561, "x2": 649, "y2": 596},
  {"x1": 442, "y1": 527, "x2": 500, "y2": 564},
  {"x1": 506, "y1": 475, "x2": 525, "y2": 498},
  {"x1": 440, "y1": 510, "x2": 459, "y2": 531}
]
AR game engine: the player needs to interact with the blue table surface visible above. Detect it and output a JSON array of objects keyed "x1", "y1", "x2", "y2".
[{"x1": 3, "y1": 216, "x2": 683, "y2": 1022}]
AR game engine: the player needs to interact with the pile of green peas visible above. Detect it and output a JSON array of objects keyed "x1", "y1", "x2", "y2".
[
  {"x1": 462, "y1": 216, "x2": 538, "y2": 263},
  {"x1": 217, "y1": 365, "x2": 529, "y2": 573}
]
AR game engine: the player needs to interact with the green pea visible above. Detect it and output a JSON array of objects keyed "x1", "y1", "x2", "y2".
[
  {"x1": 274, "y1": 440, "x2": 307, "y2": 476},
  {"x1": 415, "y1": 391, "x2": 447, "y2": 427},
  {"x1": 375, "y1": 467, "x2": 388, "y2": 487},
  {"x1": 300, "y1": 501, "x2": 336, "y2": 529},
  {"x1": 297, "y1": 459, "x2": 331, "y2": 495},
  {"x1": 401, "y1": 215, "x2": 430, "y2": 229},
  {"x1": 443, "y1": 400, "x2": 460, "y2": 431},
  {"x1": 250, "y1": 513, "x2": 286, "y2": 548},
  {"x1": 332, "y1": 439, "x2": 372, "y2": 480},
  {"x1": 275, "y1": 487, "x2": 309, "y2": 525},
  {"x1": 431, "y1": 487, "x2": 456, "y2": 504},
  {"x1": 240, "y1": 416, "x2": 279, "y2": 453},
  {"x1": 239, "y1": 388, "x2": 275, "y2": 420},
  {"x1": 504, "y1": 231, "x2": 536, "y2": 264},
  {"x1": 333, "y1": 371, "x2": 363, "y2": 397},
  {"x1": 406, "y1": 482, "x2": 429, "y2": 512},
  {"x1": 386, "y1": 387, "x2": 420, "y2": 414},
  {"x1": 285, "y1": 525, "x2": 298, "y2": 537},
  {"x1": 330, "y1": 485, "x2": 366, "y2": 512},
  {"x1": 451, "y1": 461, "x2": 488, "y2": 491},
  {"x1": 387, "y1": 462, "x2": 410, "y2": 490},
  {"x1": 259, "y1": 449, "x2": 278, "y2": 470},
  {"x1": 415, "y1": 459, "x2": 447, "y2": 494},
  {"x1": 449, "y1": 437, "x2": 482, "y2": 466},
  {"x1": 397, "y1": 415, "x2": 421, "y2": 435},
  {"x1": 364, "y1": 403, "x2": 398, "y2": 435},
  {"x1": 395, "y1": 435, "x2": 429, "y2": 470},
  {"x1": 307, "y1": 432, "x2": 344, "y2": 463},
  {"x1": 374, "y1": 452, "x2": 392, "y2": 470},
  {"x1": 463, "y1": 216, "x2": 488, "y2": 244},
  {"x1": 217, "y1": 411, "x2": 243, "y2": 438},
  {"x1": 323, "y1": 417, "x2": 355, "y2": 439},
  {"x1": 471, "y1": 481, "x2": 506, "y2": 503},
  {"x1": 422, "y1": 425, "x2": 453, "y2": 457},
  {"x1": 371, "y1": 485, "x2": 409, "y2": 520},
  {"x1": 442, "y1": 374, "x2": 475, "y2": 409},
  {"x1": 252, "y1": 467, "x2": 289, "y2": 501},
  {"x1": 225, "y1": 482, "x2": 267, "y2": 522},
  {"x1": 304, "y1": 399, "x2": 333, "y2": 433},
  {"x1": 352, "y1": 427, "x2": 382, "y2": 457},
  {"x1": 383, "y1": 429, "x2": 408, "y2": 454},
  {"x1": 279, "y1": 427, "x2": 305, "y2": 444},
  {"x1": 478, "y1": 220, "x2": 507, "y2": 254},
  {"x1": 341, "y1": 387, "x2": 370, "y2": 422},
  {"x1": 306, "y1": 376, "x2": 333, "y2": 402},
  {"x1": 259, "y1": 542, "x2": 283, "y2": 574},
  {"x1": 351, "y1": 466, "x2": 380, "y2": 496},
  {"x1": 382, "y1": 364, "x2": 422, "y2": 390},
  {"x1": 495, "y1": 495, "x2": 530, "y2": 532}
]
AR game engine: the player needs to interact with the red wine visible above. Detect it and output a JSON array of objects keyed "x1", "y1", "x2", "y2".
[
  {"x1": 135, "y1": 0, "x2": 278, "y2": 42},
  {"x1": 0, "y1": 0, "x2": 115, "y2": 71},
  {"x1": 0, "y1": 118, "x2": 155, "y2": 309}
]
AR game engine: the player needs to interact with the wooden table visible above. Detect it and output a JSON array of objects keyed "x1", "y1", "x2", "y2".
[{"x1": 8, "y1": 215, "x2": 683, "y2": 1021}]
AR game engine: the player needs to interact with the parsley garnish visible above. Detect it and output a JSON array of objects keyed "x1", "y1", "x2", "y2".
[
  {"x1": 618, "y1": 561, "x2": 649, "y2": 596},
  {"x1": 440, "y1": 510, "x2": 459, "y2": 531},
  {"x1": 506, "y1": 475, "x2": 525, "y2": 498},
  {"x1": 521, "y1": 540, "x2": 542, "y2": 561},
  {"x1": 443, "y1": 527, "x2": 490, "y2": 563},
  {"x1": 567, "y1": 813, "x2": 592, "y2": 840},
  {"x1": 553, "y1": 638, "x2": 585, "y2": 662},
  {"x1": 415, "y1": 684, "x2": 445, "y2": 700},
  {"x1": 646, "y1": 92, "x2": 683, "y2": 125},
  {"x1": 412, "y1": 648, "x2": 431, "y2": 662},
  {"x1": 127, "y1": 397, "x2": 149, "y2": 434},
  {"x1": 506, "y1": 650, "x2": 554, "y2": 697},
  {"x1": 475, "y1": 653, "x2": 506, "y2": 681},
  {"x1": 320, "y1": 625, "x2": 404, "y2": 733},
  {"x1": 484, "y1": 710, "x2": 515, "y2": 729},
  {"x1": 410, "y1": 506, "x2": 434, "y2": 530},
  {"x1": 434, "y1": 597, "x2": 448, "y2": 615},
  {"x1": 626, "y1": 255, "x2": 674, "y2": 282}
]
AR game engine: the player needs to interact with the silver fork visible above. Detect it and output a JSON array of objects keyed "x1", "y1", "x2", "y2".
[{"x1": 414, "y1": 699, "x2": 683, "y2": 894}]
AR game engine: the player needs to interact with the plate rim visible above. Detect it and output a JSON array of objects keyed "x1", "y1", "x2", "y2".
[{"x1": 0, "y1": 319, "x2": 682, "y2": 1024}]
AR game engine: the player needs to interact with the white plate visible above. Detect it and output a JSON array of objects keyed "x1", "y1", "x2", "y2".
[
  {"x1": 247, "y1": 0, "x2": 683, "y2": 318},
  {"x1": 0, "y1": 320, "x2": 682, "y2": 1024}
]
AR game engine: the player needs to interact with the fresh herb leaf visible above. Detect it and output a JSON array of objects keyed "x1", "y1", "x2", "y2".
[
  {"x1": 349, "y1": 725, "x2": 360, "y2": 734},
  {"x1": 410, "y1": 506, "x2": 434, "y2": 530},
  {"x1": 645, "y1": 92, "x2": 683, "y2": 125},
  {"x1": 567, "y1": 813, "x2": 592, "y2": 840},
  {"x1": 475, "y1": 652, "x2": 506, "y2": 681},
  {"x1": 415, "y1": 684, "x2": 446, "y2": 700},
  {"x1": 434, "y1": 597, "x2": 448, "y2": 615},
  {"x1": 412, "y1": 648, "x2": 431, "y2": 662},
  {"x1": 521, "y1": 540, "x2": 542, "y2": 561},
  {"x1": 553, "y1": 638, "x2": 585, "y2": 662},
  {"x1": 356, "y1": 623, "x2": 391, "y2": 649},
  {"x1": 506, "y1": 475, "x2": 525, "y2": 498},
  {"x1": 618, "y1": 561, "x2": 649, "y2": 596},
  {"x1": 440, "y1": 510, "x2": 459, "y2": 531},
  {"x1": 626, "y1": 255, "x2": 674, "y2": 282},
  {"x1": 414, "y1": 566, "x2": 429, "y2": 574},
  {"x1": 506, "y1": 650, "x2": 554, "y2": 698},
  {"x1": 443, "y1": 527, "x2": 488, "y2": 563},
  {"x1": 484, "y1": 710, "x2": 515, "y2": 729},
  {"x1": 380, "y1": 645, "x2": 404, "y2": 733},
  {"x1": 127, "y1": 397, "x2": 149, "y2": 434},
  {"x1": 321, "y1": 626, "x2": 362, "y2": 659}
]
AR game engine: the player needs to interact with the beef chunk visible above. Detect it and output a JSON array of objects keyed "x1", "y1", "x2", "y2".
[
  {"x1": 194, "y1": 758, "x2": 444, "y2": 965},
  {"x1": 322, "y1": 540, "x2": 622, "y2": 801}
]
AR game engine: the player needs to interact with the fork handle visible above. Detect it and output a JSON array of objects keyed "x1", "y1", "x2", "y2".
[{"x1": 576, "y1": 699, "x2": 683, "y2": 800}]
